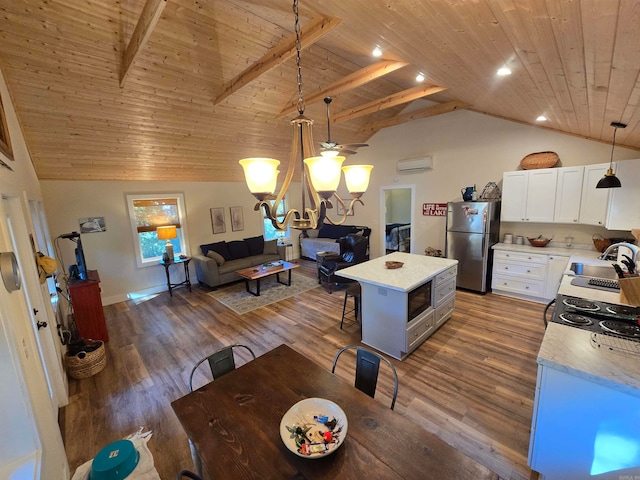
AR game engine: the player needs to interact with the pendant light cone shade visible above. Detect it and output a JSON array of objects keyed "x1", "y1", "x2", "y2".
[
  {"x1": 596, "y1": 121, "x2": 626, "y2": 189},
  {"x1": 239, "y1": 158, "x2": 281, "y2": 200},
  {"x1": 596, "y1": 169, "x2": 622, "y2": 188},
  {"x1": 303, "y1": 156, "x2": 344, "y2": 198},
  {"x1": 342, "y1": 165, "x2": 374, "y2": 196}
]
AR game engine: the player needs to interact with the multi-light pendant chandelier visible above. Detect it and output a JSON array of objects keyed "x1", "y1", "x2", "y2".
[{"x1": 239, "y1": 0, "x2": 373, "y2": 231}]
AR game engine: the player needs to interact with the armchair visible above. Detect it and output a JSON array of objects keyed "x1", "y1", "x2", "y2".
[{"x1": 318, "y1": 233, "x2": 369, "y2": 293}]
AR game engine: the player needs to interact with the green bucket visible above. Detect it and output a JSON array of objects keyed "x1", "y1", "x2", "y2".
[{"x1": 90, "y1": 439, "x2": 139, "y2": 480}]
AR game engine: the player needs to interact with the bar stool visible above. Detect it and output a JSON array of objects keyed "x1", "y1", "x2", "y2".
[{"x1": 341, "y1": 282, "x2": 361, "y2": 329}]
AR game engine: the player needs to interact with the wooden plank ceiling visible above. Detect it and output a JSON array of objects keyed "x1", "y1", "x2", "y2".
[{"x1": 0, "y1": 0, "x2": 639, "y2": 182}]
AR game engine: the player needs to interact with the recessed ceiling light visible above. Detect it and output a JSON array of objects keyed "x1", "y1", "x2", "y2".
[
  {"x1": 536, "y1": 115, "x2": 547, "y2": 122},
  {"x1": 416, "y1": 73, "x2": 425, "y2": 82},
  {"x1": 497, "y1": 66, "x2": 512, "y2": 76},
  {"x1": 372, "y1": 45, "x2": 382, "y2": 57}
]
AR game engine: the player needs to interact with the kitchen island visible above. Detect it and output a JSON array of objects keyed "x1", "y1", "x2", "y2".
[
  {"x1": 529, "y1": 274, "x2": 640, "y2": 480},
  {"x1": 337, "y1": 252, "x2": 458, "y2": 360}
]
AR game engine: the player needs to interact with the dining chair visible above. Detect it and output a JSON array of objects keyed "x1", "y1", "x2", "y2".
[
  {"x1": 176, "y1": 470, "x2": 203, "y2": 480},
  {"x1": 331, "y1": 345, "x2": 399, "y2": 410},
  {"x1": 187, "y1": 344, "x2": 257, "y2": 475}
]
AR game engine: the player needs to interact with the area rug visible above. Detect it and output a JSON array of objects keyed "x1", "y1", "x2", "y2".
[{"x1": 208, "y1": 272, "x2": 320, "y2": 315}]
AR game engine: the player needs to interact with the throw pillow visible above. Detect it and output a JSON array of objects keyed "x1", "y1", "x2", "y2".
[
  {"x1": 206, "y1": 250, "x2": 225, "y2": 266},
  {"x1": 263, "y1": 239, "x2": 278, "y2": 255},
  {"x1": 200, "y1": 241, "x2": 232, "y2": 261},
  {"x1": 227, "y1": 240, "x2": 250, "y2": 260},
  {"x1": 244, "y1": 235, "x2": 264, "y2": 256}
]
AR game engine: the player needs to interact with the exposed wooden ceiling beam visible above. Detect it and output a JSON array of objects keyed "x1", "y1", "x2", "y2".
[
  {"x1": 214, "y1": 16, "x2": 341, "y2": 105},
  {"x1": 278, "y1": 60, "x2": 408, "y2": 117},
  {"x1": 363, "y1": 100, "x2": 470, "y2": 133},
  {"x1": 333, "y1": 85, "x2": 447, "y2": 123},
  {"x1": 119, "y1": 0, "x2": 167, "y2": 87}
]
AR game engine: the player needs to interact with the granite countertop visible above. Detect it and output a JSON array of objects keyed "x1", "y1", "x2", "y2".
[
  {"x1": 492, "y1": 241, "x2": 598, "y2": 258},
  {"x1": 337, "y1": 252, "x2": 458, "y2": 292},
  {"x1": 540, "y1": 257, "x2": 640, "y2": 396},
  {"x1": 538, "y1": 322, "x2": 640, "y2": 397}
]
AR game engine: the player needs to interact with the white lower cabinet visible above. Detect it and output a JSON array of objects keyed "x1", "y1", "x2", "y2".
[
  {"x1": 361, "y1": 264, "x2": 457, "y2": 360},
  {"x1": 529, "y1": 365, "x2": 640, "y2": 480},
  {"x1": 492, "y1": 250, "x2": 568, "y2": 303}
]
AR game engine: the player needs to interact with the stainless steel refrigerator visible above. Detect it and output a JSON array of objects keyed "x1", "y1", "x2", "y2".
[{"x1": 445, "y1": 201, "x2": 501, "y2": 293}]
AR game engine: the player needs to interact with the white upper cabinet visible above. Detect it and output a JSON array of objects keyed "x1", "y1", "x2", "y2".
[
  {"x1": 501, "y1": 171, "x2": 528, "y2": 221},
  {"x1": 502, "y1": 169, "x2": 558, "y2": 222},
  {"x1": 579, "y1": 163, "x2": 612, "y2": 226},
  {"x1": 553, "y1": 166, "x2": 584, "y2": 224},
  {"x1": 606, "y1": 159, "x2": 640, "y2": 230}
]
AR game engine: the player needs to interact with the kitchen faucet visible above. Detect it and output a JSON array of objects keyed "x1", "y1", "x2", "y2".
[{"x1": 598, "y1": 242, "x2": 639, "y2": 267}]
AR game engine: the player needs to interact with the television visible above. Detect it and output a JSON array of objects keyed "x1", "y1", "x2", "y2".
[{"x1": 61, "y1": 231, "x2": 88, "y2": 280}]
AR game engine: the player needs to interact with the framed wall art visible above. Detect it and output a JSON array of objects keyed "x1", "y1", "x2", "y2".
[
  {"x1": 211, "y1": 207, "x2": 226, "y2": 234},
  {"x1": 79, "y1": 217, "x2": 106, "y2": 233},
  {"x1": 230, "y1": 206, "x2": 244, "y2": 231},
  {"x1": 337, "y1": 199, "x2": 354, "y2": 216}
]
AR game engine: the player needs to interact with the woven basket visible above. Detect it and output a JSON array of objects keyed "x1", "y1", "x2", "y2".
[
  {"x1": 520, "y1": 151, "x2": 559, "y2": 170},
  {"x1": 592, "y1": 234, "x2": 611, "y2": 253},
  {"x1": 65, "y1": 341, "x2": 106, "y2": 379}
]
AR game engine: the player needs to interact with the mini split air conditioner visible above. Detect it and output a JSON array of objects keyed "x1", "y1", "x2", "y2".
[{"x1": 397, "y1": 156, "x2": 433, "y2": 174}]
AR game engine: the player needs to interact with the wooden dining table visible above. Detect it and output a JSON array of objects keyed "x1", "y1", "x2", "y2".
[{"x1": 171, "y1": 344, "x2": 498, "y2": 479}]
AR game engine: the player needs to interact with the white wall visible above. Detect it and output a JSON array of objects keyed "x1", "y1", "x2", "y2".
[
  {"x1": 347, "y1": 102, "x2": 638, "y2": 257},
  {"x1": 40, "y1": 180, "x2": 302, "y2": 304},
  {"x1": 40, "y1": 102, "x2": 639, "y2": 300},
  {"x1": 0, "y1": 66, "x2": 69, "y2": 478}
]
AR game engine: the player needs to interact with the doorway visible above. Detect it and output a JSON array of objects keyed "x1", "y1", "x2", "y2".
[{"x1": 380, "y1": 185, "x2": 415, "y2": 256}]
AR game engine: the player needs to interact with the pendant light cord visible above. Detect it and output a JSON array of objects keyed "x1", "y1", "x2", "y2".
[
  {"x1": 609, "y1": 126, "x2": 618, "y2": 168},
  {"x1": 294, "y1": 0, "x2": 305, "y2": 115}
]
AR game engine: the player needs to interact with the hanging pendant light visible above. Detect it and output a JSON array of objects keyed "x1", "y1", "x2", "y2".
[
  {"x1": 596, "y1": 121, "x2": 626, "y2": 189},
  {"x1": 238, "y1": 0, "x2": 373, "y2": 231}
]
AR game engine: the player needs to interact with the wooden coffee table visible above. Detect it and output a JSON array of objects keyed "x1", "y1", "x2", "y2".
[{"x1": 235, "y1": 260, "x2": 299, "y2": 296}]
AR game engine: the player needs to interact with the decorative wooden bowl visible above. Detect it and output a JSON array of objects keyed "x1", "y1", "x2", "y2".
[
  {"x1": 528, "y1": 237, "x2": 551, "y2": 247},
  {"x1": 385, "y1": 261, "x2": 404, "y2": 269}
]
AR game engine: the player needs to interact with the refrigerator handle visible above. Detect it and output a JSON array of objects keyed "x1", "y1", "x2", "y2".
[{"x1": 482, "y1": 233, "x2": 486, "y2": 258}]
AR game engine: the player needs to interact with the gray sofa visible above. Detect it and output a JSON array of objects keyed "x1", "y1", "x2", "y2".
[{"x1": 194, "y1": 236, "x2": 286, "y2": 288}]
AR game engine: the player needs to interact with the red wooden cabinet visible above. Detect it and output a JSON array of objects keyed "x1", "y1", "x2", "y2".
[{"x1": 68, "y1": 270, "x2": 108, "y2": 342}]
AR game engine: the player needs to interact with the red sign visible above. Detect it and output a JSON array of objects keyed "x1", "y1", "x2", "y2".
[{"x1": 422, "y1": 203, "x2": 447, "y2": 216}]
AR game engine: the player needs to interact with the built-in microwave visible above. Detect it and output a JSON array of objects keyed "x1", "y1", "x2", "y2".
[{"x1": 407, "y1": 280, "x2": 432, "y2": 323}]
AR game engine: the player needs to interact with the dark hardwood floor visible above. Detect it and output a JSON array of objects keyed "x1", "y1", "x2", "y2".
[{"x1": 60, "y1": 259, "x2": 545, "y2": 479}]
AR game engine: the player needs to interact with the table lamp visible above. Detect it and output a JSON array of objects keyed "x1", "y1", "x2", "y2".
[{"x1": 157, "y1": 226, "x2": 177, "y2": 263}]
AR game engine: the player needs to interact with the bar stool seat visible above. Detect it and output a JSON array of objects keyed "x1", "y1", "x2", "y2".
[{"x1": 341, "y1": 282, "x2": 361, "y2": 329}]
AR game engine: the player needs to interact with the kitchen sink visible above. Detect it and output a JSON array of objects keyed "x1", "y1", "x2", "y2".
[{"x1": 568, "y1": 262, "x2": 618, "y2": 280}]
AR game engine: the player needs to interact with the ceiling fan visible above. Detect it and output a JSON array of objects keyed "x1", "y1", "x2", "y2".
[{"x1": 319, "y1": 97, "x2": 368, "y2": 156}]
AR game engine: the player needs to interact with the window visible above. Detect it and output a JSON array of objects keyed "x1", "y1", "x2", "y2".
[
  {"x1": 126, "y1": 193, "x2": 188, "y2": 266},
  {"x1": 263, "y1": 197, "x2": 291, "y2": 242}
]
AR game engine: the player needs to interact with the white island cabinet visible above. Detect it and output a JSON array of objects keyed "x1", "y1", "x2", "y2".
[{"x1": 338, "y1": 252, "x2": 458, "y2": 360}]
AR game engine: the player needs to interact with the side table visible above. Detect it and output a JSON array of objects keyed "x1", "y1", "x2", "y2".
[
  {"x1": 160, "y1": 256, "x2": 192, "y2": 296},
  {"x1": 279, "y1": 241, "x2": 294, "y2": 261}
]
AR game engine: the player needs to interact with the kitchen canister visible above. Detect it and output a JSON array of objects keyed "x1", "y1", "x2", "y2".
[
  {"x1": 503, "y1": 234, "x2": 513, "y2": 244},
  {"x1": 515, "y1": 236, "x2": 525, "y2": 245}
]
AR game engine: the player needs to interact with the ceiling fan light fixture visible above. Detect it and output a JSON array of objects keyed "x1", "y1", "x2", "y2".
[
  {"x1": 596, "y1": 121, "x2": 626, "y2": 189},
  {"x1": 372, "y1": 45, "x2": 383, "y2": 57},
  {"x1": 536, "y1": 115, "x2": 547, "y2": 122},
  {"x1": 416, "y1": 72, "x2": 425, "y2": 83},
  {"x1": 497, "y1": 66, "x2": 511, "y2": 76}
]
